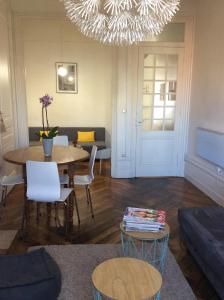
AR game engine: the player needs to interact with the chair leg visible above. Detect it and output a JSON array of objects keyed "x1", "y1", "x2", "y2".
[
  {"x1": 2, "y1": 186, "x2": 7, "y2": 207},
  {"x1": 54, "y1": 203, "x2": 57, "y2": 226},
  {"x1": 0, "y1": 191, "x2": 4, "y2": 220},
  {"x1": 1, "y1": 186, "x2": 5, "y2": 204},
  {"x1": 21, "y1": 199, "x2": 27, "y2": 234},
  {"x1": 87, "y1": 185, "x2": 94, "y2": 218},
  {"x1": 62, "y1": 193, "x2": 74, "y2": 233},
  {"x1": 46, "y1": 203, "x2": 51, "y2": 226},
  {"x1": 3, "y1": 186, "x2": 8, "y2": 206},
  {"x1": 73, "y1": 190, "x2": 80, "y2": 225},
  {"x1": 66, "y1": 193, "x2": 74, "y2": 233},
  {"x1": 64, "y1": 202, "x2": 68, "y2": 234},
  {"x1": 85, "y1": 185, "x2": 90, "y2": 205},
  {"x1": 54, "y1": 203, "x2": 61, "y2": 227},
  {"x1": 36, "y1": 203, "x2": 40, "y2": 224},
  {"x1": 99, "y1": 159, "x2": 102, "y2": 175},
  {"x1": 21, "y1": 208, "x2": 25, "y2": 233},
  {"x1": 0, "y1": 186, "x2": 6, "y2": 220},
  {"x1": 24, "y1": 200, "x2": 31, "y2": 229},
  {"x1": 64, "y1": 199, "x2": 72, "y2": 234}
]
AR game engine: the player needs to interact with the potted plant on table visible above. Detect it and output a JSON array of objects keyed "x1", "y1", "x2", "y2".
[
  {"x1": 41, "y1": 127, "x2": 58, "y2": 157},
  {"x1": 37, "y1": 94, "x2": 58, "y2": 157}
]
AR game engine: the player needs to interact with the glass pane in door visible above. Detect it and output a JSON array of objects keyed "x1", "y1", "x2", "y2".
[
  {"x1": 142, "y1": 54, "x2": 178, "y2": 132},
  {"x1": 143, "y1": 94, "x2": 153, "y2": 106}
]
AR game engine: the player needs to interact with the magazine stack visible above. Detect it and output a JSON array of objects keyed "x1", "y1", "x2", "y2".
[{"x1": 123, "y1": 207, "x2": 166, "y2": 232}]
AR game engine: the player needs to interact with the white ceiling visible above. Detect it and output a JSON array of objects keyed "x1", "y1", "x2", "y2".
[{"x1": 10, "y1": 0, "x2": 65, "y2": 13}]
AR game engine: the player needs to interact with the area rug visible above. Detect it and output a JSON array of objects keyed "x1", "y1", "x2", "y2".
[{"x1": 30, "y1": 244, "x2": 196, "y2": 300}]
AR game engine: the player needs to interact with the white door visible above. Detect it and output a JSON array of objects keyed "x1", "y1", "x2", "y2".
[{"x1": 136, "y1": 47, "x2": 184, "y2": 177}]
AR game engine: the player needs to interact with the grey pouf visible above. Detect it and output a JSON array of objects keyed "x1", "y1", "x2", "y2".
[{"x1": 0, "y1": 248, "x2": 61, "y2": 300}]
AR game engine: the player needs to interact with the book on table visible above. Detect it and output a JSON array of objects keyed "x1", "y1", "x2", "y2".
[{"x1": 123, "y1": 207, "x2": 166, "y2": 232}]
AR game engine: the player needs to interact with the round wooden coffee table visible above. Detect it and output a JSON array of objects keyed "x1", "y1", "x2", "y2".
[
  {"x1": 92, "y1": 257, "x2": 162, "y2": 300},
  {"x1": 120, "y1": 222, "x2": 170, "y2": 275}
]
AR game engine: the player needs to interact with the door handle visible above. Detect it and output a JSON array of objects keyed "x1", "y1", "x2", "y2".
[{"x1": 136, "y1": 121, "x2": 142, "y2": 126}]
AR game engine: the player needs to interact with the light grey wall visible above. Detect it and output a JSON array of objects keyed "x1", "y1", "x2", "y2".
[
  {"x1": 185, "y1": 0, "x2": 224, "y2": 205},
  {"x1": 188, "y1": 0, "x2": 224, "y2": 157}
]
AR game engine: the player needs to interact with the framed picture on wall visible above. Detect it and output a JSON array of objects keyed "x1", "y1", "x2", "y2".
[{"x1": 56, "y1": 62, "x2": 78, "y2": 93}]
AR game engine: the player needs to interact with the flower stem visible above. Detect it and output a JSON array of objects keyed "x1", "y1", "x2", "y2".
[
  {"x1": 45, "y1": 107, "x2": 49, "y2": 130},
  {"x1": 42, "y1": 106, "x2": 45, "y2": 131}
]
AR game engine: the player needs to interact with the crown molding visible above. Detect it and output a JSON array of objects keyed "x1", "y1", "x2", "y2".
[{"x1": 12, "y1": 11, "x2": 66, "y2": 19}]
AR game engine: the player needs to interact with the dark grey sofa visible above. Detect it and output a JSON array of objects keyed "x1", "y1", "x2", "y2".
[
  {"x1": 29, "y1": 127, "x2": 106, "y2": 152},
  {"x1": 178, "y1": 206, "x2": 224, "y2": 299}
]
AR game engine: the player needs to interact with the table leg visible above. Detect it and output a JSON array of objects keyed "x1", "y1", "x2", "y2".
[
  {"x1": 155, "y1": 291, "x2": 161, "y2": 300},
  {"x1": 67, "y1": 163, "x2": 75, "y2": 231},
  {"x1": 21, "y1": 165, "x2": 28, "y2": 235},
  {"x1": 68, "y1": 163, "x2": 74, "y2": 187},
  {"x1": 121, "y1": 231, "x2": 128, "y2": 256},
  {"x1": 94, "y1": 290, "x2": 102, "y2": 300},
  {"x1": 92, "y1": 283, "x2": 103, "y2": 300},
  {"x1": 120, "y1": 232, "x2": 169, "y2": 276}
]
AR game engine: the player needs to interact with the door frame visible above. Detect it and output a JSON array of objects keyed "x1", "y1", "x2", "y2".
[
  {"x1": 135, "y1": 46, "x2": 185, "y2": 177},
  {"x1": 111, "y1": 16, "x2": 195, "y2": 178}
]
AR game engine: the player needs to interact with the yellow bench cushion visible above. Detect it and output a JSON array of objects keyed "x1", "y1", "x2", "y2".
[{"x1": 77, "y1": 131, "x2": 95, "y2": 142}]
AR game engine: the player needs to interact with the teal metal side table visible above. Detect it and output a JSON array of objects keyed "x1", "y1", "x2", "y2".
[{"x1": 120, "y1": 222, "x2": 170, "y2": 275}]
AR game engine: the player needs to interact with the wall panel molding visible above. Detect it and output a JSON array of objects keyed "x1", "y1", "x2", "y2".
[{"x1": 185, "y1": 154, "x2": 224, "y2": 206}]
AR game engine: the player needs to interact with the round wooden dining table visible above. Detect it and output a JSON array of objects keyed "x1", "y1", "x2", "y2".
[
  {"x1": 4, "y1": 145, "x2": 89, "y2": 169},
  {"x1": 3, "y1": 145, "x2": 89, "y2": 233}
]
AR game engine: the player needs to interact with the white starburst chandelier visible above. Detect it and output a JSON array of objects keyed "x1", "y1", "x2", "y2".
[{"x1": 60, "y1": 0, "x2": 180, "y2": 45}]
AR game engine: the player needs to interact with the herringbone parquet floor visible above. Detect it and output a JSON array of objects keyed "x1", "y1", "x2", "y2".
[{"x1": 0, "y1": 161, "x2": 220, "y2": 300}]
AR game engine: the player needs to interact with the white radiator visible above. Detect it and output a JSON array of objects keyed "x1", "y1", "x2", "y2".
[{"x1": 196, "y1": 127, "x2": 224, "y2": 168}]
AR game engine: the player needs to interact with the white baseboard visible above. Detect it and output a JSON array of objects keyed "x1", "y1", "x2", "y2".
[{"x1": 185, "y1": 154, "x2": 224, "y2": 206}]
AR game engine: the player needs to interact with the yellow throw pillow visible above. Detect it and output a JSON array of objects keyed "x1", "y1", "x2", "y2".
[
  {"x1": 77, "y1": 131, "x2": 95, "y2": 142},
  {"x1": 40, "y1": 130, "x2": 49, "y2": 141}
]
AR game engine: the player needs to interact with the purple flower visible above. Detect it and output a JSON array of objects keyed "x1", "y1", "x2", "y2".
[{"x1": 39, "y1": 94, "x2": 53, "y2": 108}]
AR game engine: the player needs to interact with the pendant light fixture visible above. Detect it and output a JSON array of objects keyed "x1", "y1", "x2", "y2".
[{"x1": 60, "y1": 0, "x2": 180, "y2": 45}]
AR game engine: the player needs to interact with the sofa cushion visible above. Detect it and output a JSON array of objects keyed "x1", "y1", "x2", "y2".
[
  {"x1": 178, "y1": 206, "x2": 224, "y2": 281},
  {"x1": 0, "y1": 248, "x2": 61, "y2": 300},
  {"x1": 77, "y1": 131, "x2": 95, "y2": 142}
]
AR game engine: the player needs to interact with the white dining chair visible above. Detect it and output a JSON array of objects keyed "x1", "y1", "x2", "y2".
[
  {"x1": 0, "y1": 174, "x2": 24, "y2": 219},
  {"x1": 96, "y1": 148, "x2": 111, "y2": 175},
  {"x1": 73, "y1": 145, "x2": 97, "y2": 219},
  {"x1": 53, "y1": 135, "x2": 69, "y2": 147},
  {"x1": 26, "y1": 161, "x2": 80, "y2": 230}
]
